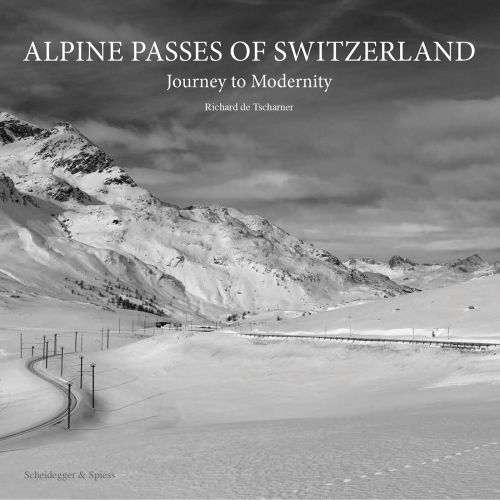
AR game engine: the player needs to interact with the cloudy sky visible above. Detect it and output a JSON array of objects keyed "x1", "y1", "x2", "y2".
[{"x1": 1, "y1": 0, "x2": 500, "y2": 261}]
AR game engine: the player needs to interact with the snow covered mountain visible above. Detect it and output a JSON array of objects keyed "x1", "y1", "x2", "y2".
[
  {"x1": 345, "y1": 253, "x2": 497, "y2": 291},
  {"x1": 0, "y1": 112, "x2": 414, "y2": 321}
]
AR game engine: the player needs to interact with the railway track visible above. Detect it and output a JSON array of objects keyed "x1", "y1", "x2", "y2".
[
  {"x1": 0, "y1": 356, "x2": 78, "y2": 442},
  {"x1": 239, "y1": 333, "x2": 500, "y2": 350}
]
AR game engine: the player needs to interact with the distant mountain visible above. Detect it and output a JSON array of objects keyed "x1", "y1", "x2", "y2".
[
  {"x1": 0, "y1": 112, "x2": 414, "y2": 321},
  {"x1": 447, "y1": 254, "x2": 486, "y2": 273},
  {"x1": 388, "y1": 255, "x2": 417, "y2": 269},
  {"x1": 345, "y1": 253, "x2": 495, "y2": 291}
]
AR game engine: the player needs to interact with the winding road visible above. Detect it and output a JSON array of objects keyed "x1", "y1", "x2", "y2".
[{"x1": 0, "y1": 355, "x2": 78, "y2": 442}]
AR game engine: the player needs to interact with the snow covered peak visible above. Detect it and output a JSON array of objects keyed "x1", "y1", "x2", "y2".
[
  {"x1": 447, "y1": 254, "x2": 486, "y2": 272},
  {"x1": 0, "y1": 112, "x2": 417, "y2": 320},
  {"x1": 52, "y1": 121, "x2": 79, "y2": 131},
  {"x1": 0, "y1": 111, "x2": 140, "y2": 205},
  {"x1": 0, "y1": 112, "x2": 16, "y2": 121},
  {"x1": 389, "y1": 255, "x2": 417, "y2": 269},
  {"x1": 50, "y1": 121, "x2": 89, "y2": 139},
  {"x1": 0, "y1": 112, "x2": 46, "y2": 144}
]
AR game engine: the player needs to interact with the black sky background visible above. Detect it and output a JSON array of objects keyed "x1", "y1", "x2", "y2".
[{"x1": 1, "y1": 0, "x2": 500, "y2": 261}]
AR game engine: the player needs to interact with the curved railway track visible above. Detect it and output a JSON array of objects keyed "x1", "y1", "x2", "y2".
[{"x1": 0, "y1": 356, "x2": 78, "y2": 442}]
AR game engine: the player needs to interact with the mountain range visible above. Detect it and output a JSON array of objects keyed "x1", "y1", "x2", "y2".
[
  {"x1": 345, "y1": 253, "x2": 498, "y2": 291},
  {"x1": 0, "y1": 112, "x2": 419, "y2": 322}
]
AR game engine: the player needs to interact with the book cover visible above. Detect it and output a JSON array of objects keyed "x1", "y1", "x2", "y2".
[{"x1": 1, "y1": 1, "x2": 499, "y2": 498}]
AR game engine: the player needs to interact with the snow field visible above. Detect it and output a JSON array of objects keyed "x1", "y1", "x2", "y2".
[
  {"x1": 1, "y1": 330, "x2": 500, "y2": 497},
  {"x1": 244, "y1": 274, "x2": 500, "y2": 342}
]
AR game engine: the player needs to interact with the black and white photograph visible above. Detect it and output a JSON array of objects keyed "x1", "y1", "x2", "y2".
[{"x1": 1, "y1": 1, "x2": 500, "y2": 498}]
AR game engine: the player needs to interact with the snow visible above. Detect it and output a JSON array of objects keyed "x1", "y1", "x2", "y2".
[
  {"x1": 2, "y1": 112, "x2": 500, "y2": 497},
  {"x1": 0, "y1": 264, "x2": 499, "y2": 497},
  {"x1": 0, "y1": 358, "x2": 64, "y2": 435},
  {"x1": 242, "y1": 274, "x2": 500, "y2": 342},
  {"x1": 0, "y1": 113, "x2": 414, "y2": 323},
  {"x1": 2, "y1": 329, "x2": 500, "y2": 497},
  {"x1": 345, "y1": 255, "x2": 496, "y2": 290}
]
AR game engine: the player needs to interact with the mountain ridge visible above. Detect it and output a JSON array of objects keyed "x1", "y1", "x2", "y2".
[
  {"x1": 345, "y1": 253, "x2": 496, "y2": 291},
  {"x1": 1, "y1": 112, "x2": 414, "y2": 320}
]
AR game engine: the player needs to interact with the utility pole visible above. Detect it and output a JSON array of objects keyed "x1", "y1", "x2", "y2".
[
  {"x1": 67, "y1": 382, "x2": 72, "y2": 430},
  {"x1": 74, "y1": 331, "x2": 78, "y2": 353},
  {"x1": 54, "y1": 333, "x2": 57, "y2": 355},
  {"x1": 91, "y1": 363, "x2": 95, "y2": 409},
  {"x1": 45, "y1": 340, "x2": 49, "y2": 369},
  {"x1": 106, "y1": 329, "x2": 110, "y2": 349},
  {"x1": 60, "y1": 346, "x2": 64, "y2": 376},
  {"x1": 20, "y1": 333, "x2": 23, "y2": 359},
  {"x1": 31, "y1": 345, "x2": 34, "y2": 357},
  {"x1": 43, "y1": 335, "x2": 46, "y2": 361},
  {"x1": 79, "y1": 356, "x2": 84, "y2": 389}
]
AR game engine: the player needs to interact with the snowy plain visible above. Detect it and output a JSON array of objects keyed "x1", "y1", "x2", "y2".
[
  {"x1": 1, "y1": 273, "x2": 500, "y2": 499},
  {"x1": 1, "y1": 111, "x2": 500, "y2": 497},
  {"x1": 245, "y1": 274, "x2": 500, "y2": 342}
]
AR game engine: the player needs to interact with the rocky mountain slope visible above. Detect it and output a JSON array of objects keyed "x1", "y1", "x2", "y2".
[
  {"x1": 0, "y1": 112, "x2": 414, "y2": 321},
  {"x1": 345, "y1": 253, "x2": 497, "y2": 291}
]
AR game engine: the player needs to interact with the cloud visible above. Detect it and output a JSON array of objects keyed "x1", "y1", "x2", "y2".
[
  {"x1": 74, "y1": 91, "x2": 500, "y2": 263},
  {"x1": 372, "y1": 8, "x2": 500, "y2": 52},
  {"x1": 396, "y1": 97, "x2": 500, "y2": 139},
  {"x1": 2, "y1": 0, "x2": 500, "y2": 260},
  {"x1": 431, "y1": 165, "x2": 500, "y2": 202},
  {"x1": 18, "y1": 83, "x2": 63, "y2": 98},
  {"x1": 352, "y1": 223, "x2": 445, "y2": 238},
  {"x1": 417, "y1": 138, "x2": 500, "y2": 169},
  {"x1": 25, "y1": 7, "x2": 149, "y2": 42},
  {"x1": 76, "y1": 118, "x2": 261, "y2": 176},
  {"x1": 412, "y1": 236, "x2": 500, "y2": 253},
  {"x1": 296, "y1": 0, "x2": 364, "y2": 40},
  {"x1": 77, "y1": 119, "x2": 187, "y2": 154}
]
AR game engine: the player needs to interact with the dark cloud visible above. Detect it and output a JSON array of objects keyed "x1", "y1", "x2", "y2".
[{"x1": 1, "y1": 0, "x2": 500, "y2": 260}]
